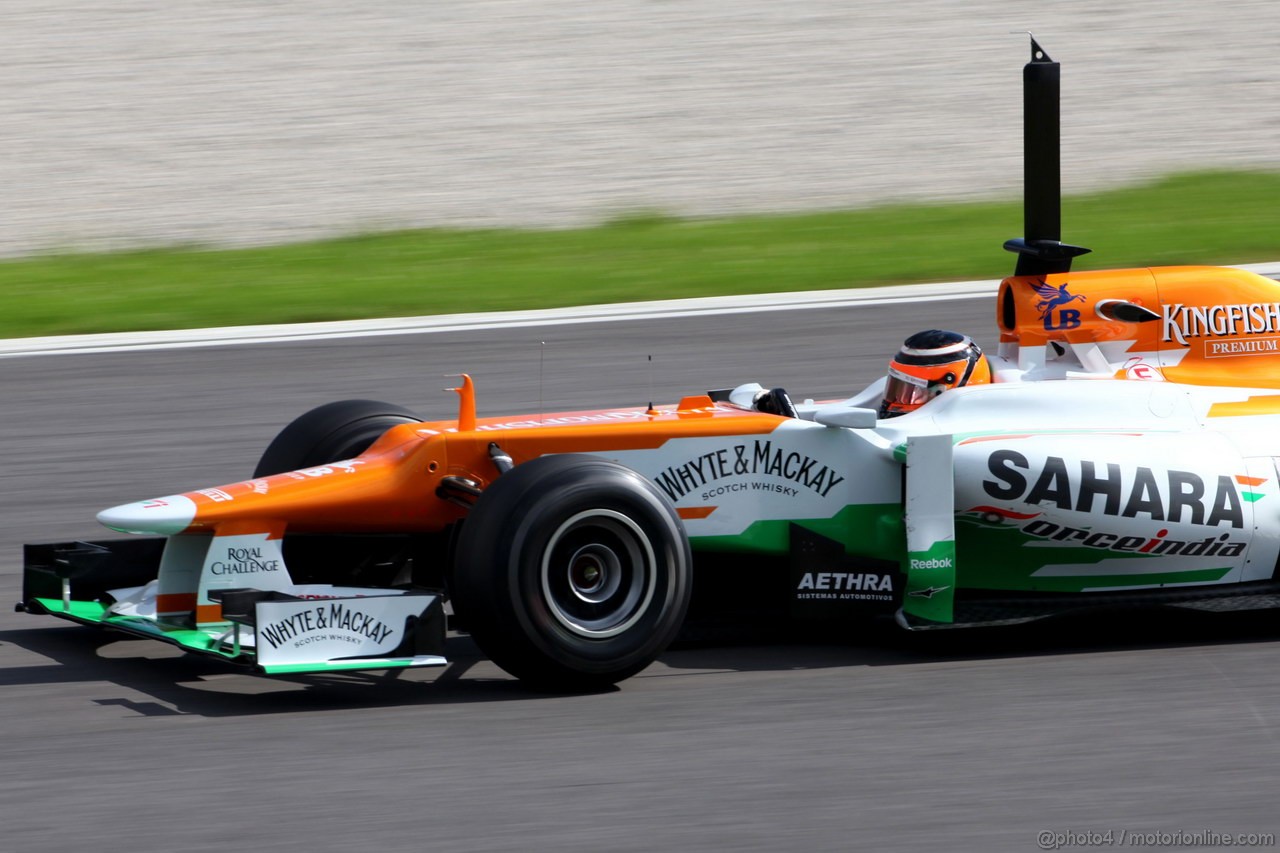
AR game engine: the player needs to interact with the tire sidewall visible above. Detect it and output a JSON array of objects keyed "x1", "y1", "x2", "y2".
[
  {"x1": 454, "y1": 455, "x2": 692, "y2": 686},
  {"x1": 510, "y1": 470, "x2": 688, "y2": 672}
]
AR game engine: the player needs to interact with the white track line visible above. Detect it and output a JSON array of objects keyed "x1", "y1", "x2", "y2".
[{"x1": 4, "y1": 263, "x2": 1278, "y2": 359}]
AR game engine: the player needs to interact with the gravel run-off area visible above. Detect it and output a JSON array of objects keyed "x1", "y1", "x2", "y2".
[{"x1": 4, "y1": 1, "x2": 1280, "y2": 257}]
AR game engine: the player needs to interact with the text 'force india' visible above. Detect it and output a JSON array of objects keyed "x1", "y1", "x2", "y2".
[{"x1": 19, "y1": 39, "x2": 1280, "y2": 688}]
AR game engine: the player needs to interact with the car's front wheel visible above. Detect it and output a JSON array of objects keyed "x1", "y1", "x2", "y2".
[{"x1": 451, "y1": 454, "x2": 692, "y2": 690}]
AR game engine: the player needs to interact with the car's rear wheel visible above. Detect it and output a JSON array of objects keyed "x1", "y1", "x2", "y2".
[
  {"x1": 252, "y1": 399, "x2": 422, "y2": 477},
  {"x1": 451, "y1": 454, "x2": 692, "y2": 690}
]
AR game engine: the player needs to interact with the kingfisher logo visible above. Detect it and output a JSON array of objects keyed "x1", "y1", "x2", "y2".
[
  {"x1": 1031, "y1": 281, "x2": 1085, "y2": 331},
  {"x1": 1161, "y1": 302, "x2": 1280, "y2": 348}
]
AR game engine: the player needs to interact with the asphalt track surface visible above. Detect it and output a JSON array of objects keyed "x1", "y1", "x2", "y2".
[{"x1": 4, "y1": 297, "x2": 1279, "y2": 852}]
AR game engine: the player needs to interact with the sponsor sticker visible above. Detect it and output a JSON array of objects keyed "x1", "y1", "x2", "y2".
[
  {"x1": 982, "y1": 450, "x2": 1246, "y2": 529},
  {"x1": 252, "y1": 593, "x2": 440, "y2": 667},
  {"x1": 259, "y1": 600, "x2": 396, "y2": 650},
  {"x1": 1122, "y1": 358, "x2": 1164, "y2": 380},
  {"x1": 1031, "y1": 281, "x2": 1085, "y2": 332},
  {"x1": 795, "y1": 571, "x2": 894, "y2": 602},
  {"x1": 208, "y1": 545, "x2": 282, "y2": 576},
  {"x1": 1162, "y1": 302, "x2": 1280, "y2": 357},
  {"x1": 1204, "y1": 336, "x2": 1280, "y2": 358},
  {"x1": 788, "y1": 525, "x2": 899, "y2": 615},
  {"x1": 654, "y1": 439, "x2": 845, "y2": 503},
  {"x1": 903, "y1": 540, "x2": 956, "y2": 623}
]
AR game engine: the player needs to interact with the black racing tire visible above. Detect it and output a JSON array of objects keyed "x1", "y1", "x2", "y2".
[
  {"x1": 252, "y1": 399, "x2": 423, "y2": 478},
  {"x1": 451, "y1": 454, "x2": 693, "y2": 690}
]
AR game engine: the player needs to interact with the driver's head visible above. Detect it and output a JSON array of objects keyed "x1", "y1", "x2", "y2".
[{"x1": 879, "y1": 330, "x2": 990, "y2": 418}]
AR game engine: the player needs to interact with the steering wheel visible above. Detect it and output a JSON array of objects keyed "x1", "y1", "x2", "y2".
[{"x1": 754, "y1": 387, "x2": 798, "y2": 419}]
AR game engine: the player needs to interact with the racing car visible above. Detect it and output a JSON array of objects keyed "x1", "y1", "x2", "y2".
[{"x1": 19, "y1": 38, "x2": 1280, "y2": 688}]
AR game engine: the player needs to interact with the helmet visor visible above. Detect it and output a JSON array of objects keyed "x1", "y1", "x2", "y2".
[{"x1": 882, "y1": 367, "x2": 935, "y2": 410}]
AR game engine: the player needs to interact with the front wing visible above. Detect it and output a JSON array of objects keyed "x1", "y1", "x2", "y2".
[{"x1": 21, "y1": 539, "x2": 447, "y2": 675}]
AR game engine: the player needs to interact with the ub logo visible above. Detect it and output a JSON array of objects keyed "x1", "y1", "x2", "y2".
[{"x1": 1031, "y1": 281, "x2": 1085, "y2": 331}]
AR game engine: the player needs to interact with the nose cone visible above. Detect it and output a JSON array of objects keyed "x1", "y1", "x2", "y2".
[{"x1": 98, "y1": 495, "x2": 197, "y2": 535}]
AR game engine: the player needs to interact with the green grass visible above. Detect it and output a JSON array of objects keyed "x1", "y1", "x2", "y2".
[{"x1": 4, "y1": 170, "x2": 1280, "y2": 339}]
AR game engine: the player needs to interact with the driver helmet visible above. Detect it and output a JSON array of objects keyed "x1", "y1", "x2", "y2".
[{"x1": 879, "y1": 330, "x2": 991, "y2": 418}]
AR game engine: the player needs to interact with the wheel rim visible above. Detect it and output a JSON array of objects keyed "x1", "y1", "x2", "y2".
[{"x1": 540, "y1": 509, "x2": 657, "y2": 639}]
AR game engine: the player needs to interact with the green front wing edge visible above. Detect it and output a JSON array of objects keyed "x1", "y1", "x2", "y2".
[{"x1": 27, "y1": 597, "x2": 447, "y2": 675}]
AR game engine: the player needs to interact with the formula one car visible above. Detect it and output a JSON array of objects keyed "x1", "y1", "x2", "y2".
[{"x1": 19, "y1": 39, "x2": 1280, "y2": 688}]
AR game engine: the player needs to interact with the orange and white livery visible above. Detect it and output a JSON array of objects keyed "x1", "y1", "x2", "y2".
[{"x1": 20, "y1": 37, "x2": 1280, "y2": 689}]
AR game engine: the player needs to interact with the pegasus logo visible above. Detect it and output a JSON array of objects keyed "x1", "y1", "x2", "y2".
[{"x1": 1031, "y1": 281, "x2": 1085, "y2": 331}]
